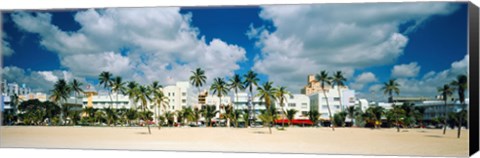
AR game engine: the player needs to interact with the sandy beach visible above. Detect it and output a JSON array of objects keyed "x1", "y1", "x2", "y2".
[{"x1": 0, "y1": 126, "x2": 469, "y2": 157}]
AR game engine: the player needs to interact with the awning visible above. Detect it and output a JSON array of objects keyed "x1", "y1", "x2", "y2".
[{"x1": 274, "y1": 119, "x2": 313, "y2": 125}]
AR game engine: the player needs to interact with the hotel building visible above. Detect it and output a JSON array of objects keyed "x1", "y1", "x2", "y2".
[
  {"x1": 1, "y1": 80, "x2": 47, "y2": 111},
  {"x1": 163, "y1": 81, "x2": 198, "y2": 112},
  {"x1": 232, "y1": 92, "x2": 311, "y2": 120},
  {"x1": 301, "y1": 75, "x2": 356, "y2": 120}
]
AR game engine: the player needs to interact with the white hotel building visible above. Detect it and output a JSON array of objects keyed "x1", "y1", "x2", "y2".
[
  {"x1": 302, "y1": 75, "x2": 356, "y2": 120},
  {"x1": 232, "y1": 92, "x2": 311, "y2": 120},
  {"x1": 162, "y1": 81, "x2": 197, "y2": 112},
  {"x1": 79, "y1": 82, "x2": 198, "y2": 120}
]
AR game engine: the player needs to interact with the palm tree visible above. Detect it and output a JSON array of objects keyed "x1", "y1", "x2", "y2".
[
  {"x1": 258, "y1": 110, "x2": 275, "y2": 129},
  {"x1": 94, "y1": 110, "x2": 105, "y2": 125},
  {"x1": 285, "y1": 109, "x2": 298, "y2": 127},
  {"x1": 450, "y1": 74, "x2": 467, "y2": 138},
  {"x1": 244, "y1": 70, "x2": 259, "y2": 125},
  {"x1": 222, "y1": 104, "x2": 234, "y2": 127},
  {"x1": 391, "y1": 105, "x2": 406, "y2": 132},
  {"x1": 69, "y1": 79, "x2": 84, "y2": 105},
  {"x1": 103, "y1": 107, "x2": 117, "y2": 126},
  {"x1": 332, "y1": 71, "x2": 347, "y2": 111},
  {"x1": 210, "y1": 77, "x2": 229, "y2": 126},
  {"x1": 99, "y1": 71, "x2": 114, "y2": 108},
  {"x1": 181, "y1": 107, "x2": 193, "y2": 126},
  {"x1": 242, "y1": 109, "x2": 250, "y2": 128},
  {"x1": 82, "y1": 107, "x2": 95, "y2": 124},
  {"x1": 438, "y1": 84, "x2": 453, "y2": 135},
  {"x1": 256, "y1": 81, "x2": 278, "y2": 134},
  {"x1": 111, "y1": 76, "x2": 126, "y2": 109},
  {"x1": 125, "y1": 108, "x2": 138, "y2": 126},
  {"x1": 190, "y1": 68, "x2": 207, "y2": 95},
  {"x1": 176, "y1": 110, "x2": 185, "y2": 126},
  {"x1": 228, "y1": 74, "x2": 245, "y2": 124},
  {"x1": 124, "y1": 81, "x2": 139, "y2": 109},
  {"x1": 50, "y1": 79, "x2": 71, "y2": 125},
  {"x1": 149, "y1": 81, "x2": 164, "y2": 124},
  {"x1": 316, "y1": 70, "x2": 334, "y2": 131},
  {"x1": 134, "y1": 85, "x2": 153, "y2": 134},
  {"x1": 230, "y1": 109, "x2": 243, "y2": 128},
  {"x1": 367, "y1": 106, "x2": 385, "y2": 128},
  {"x1": 164, "y1": 111, "x2": 175, "y2": 127},
  {"x1": 275, "y1": 86, "x2": 291, "y2": 129},
  {"x1": 307, "y1": 109, "x2": 320, "y2": 127},
  {"x1": 382, "y1": 79, "x2": 400, "y2": 103},
  {"x1": 190, "y1": 107, "x2": 202, "y2": 127},
  {"x1": 346, "y1": 106, "x2": 356, "y2": 126},
  {"x1": 10, "y1": 93, "x2": 20, "y2": 115},
  {"x1": 201, "y1": 105, "x2": 219, "y2": 127}
]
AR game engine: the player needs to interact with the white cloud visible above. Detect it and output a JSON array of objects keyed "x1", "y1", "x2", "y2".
[
  {"x1": 1, "y1": 66, "x2": 85, "y2": 92},
  {"x1": 2, "y1": 33, "x2": 14, "y2": 56},
  {"x1": 391, "y1": 62, "x2": 421, "y2": 78},
  {"x1": 10, "y1": 8, "x2": 246, "y2": 88},
  {"x1": 250, "y1": 3, "x2": 459, "y2": 92},
  {"x1": 356, "y1": 72, "x2": 378, "y2": 83},
  {"x1": 37, "y1": 71, "x2": 59, "y2": 83},
  {"x1": 61, "y1": 51, "x2": 133, "y2": 77},
  {"x1": 367, "y1": 54, "x2": 468, "y2": 100},
  {"x1": 350, "y1": 72, "x2": 378, "y2": 90}
]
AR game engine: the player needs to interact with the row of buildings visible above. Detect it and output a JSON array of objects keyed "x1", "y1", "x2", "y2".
[
  {"x1": 1, "y1": 75, "x2": 469, "y2": 125},
  {"x1": 1, "y1": 80, "x2": 48, "y2": 111}
]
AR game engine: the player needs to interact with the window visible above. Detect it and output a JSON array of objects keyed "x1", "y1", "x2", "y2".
[
  {"x1": 168, "y1": 93, "x2": 170, "y2": 96},
  {"x1": 172, "y1": 93, "x2": 175, "y2": 96},
  {"x1": 322, "y1": 105, "x2": 328, "y2": 109},
  {"x1": 301, "y1": 103, "x2": 308, "y2": 109},
  {"x1": 290, "y1": 95, "x2": 294, "y2": 99},
  {"x1": 182, "y1": 99, "x2": 186, "y2": 103},
  {"x1": 182, "y1": 92, "x2": 186, "y2": 96},
  {"x1": 335, "y1": 105, "x2": 340, "y2": 109},
  {"x1": 334, "y1": 97, "x2": 340, "y2": 101},
  {"x1": 301, "y1": 111, "x2": 308, "y2": 116},
  {"x1": 288, "y1": 103, "x2": 296, "y2": 107}
]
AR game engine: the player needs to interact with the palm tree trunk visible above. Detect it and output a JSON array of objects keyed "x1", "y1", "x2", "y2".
[
  {"x1": 443, "y1": 100, "x2": 447, "y2": 135},
  {"x1": 323, "y1": 91, "x2": 335, "y2": 131},
  {"x1": 281, "y1": 101, "x2": 285, "y2": 129},
  {"x1": 457, "y1": 116, "x2": 462, "y2": 138},
  {"x1": 235, "y1": 90, "x2": 238, "y2": 128},
  {"x1": 116, "y1": 93, "x2": 119, "y2": 110},
  {"x1": 396, "y1": 115, "x2": 400, "y2": 132},
  {"x1": 144, "y1": 106, "x2": 151, "y2": 134},
  {"x1": 337, "y1": 87, "x2": 343, "y2": 111},
  {"x1": 250, "y1": 89, "x2": 255, "y2": 128}
]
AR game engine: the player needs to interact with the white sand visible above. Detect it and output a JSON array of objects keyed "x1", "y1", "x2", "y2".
[{"x1": 0, "y1": 126, "x2": 469, "y2": 157}]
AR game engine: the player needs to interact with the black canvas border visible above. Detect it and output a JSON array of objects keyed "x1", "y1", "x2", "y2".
[{"x1": 469, "y1": 1, "x2": 479, "y2": 156}]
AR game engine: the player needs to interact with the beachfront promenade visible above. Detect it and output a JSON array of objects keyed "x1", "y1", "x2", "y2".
[{"x1": 0, "y1": 126, "x2": 469, "y2": 157}]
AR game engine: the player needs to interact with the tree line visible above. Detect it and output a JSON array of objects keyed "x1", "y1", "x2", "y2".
[{"x1": 1, "y1": 68, "x2": 468, "y2": 137}]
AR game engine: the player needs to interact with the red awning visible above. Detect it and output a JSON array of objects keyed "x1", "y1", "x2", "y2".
[{"x1": 274, "y1": 119, "x2": 313, "y2": 125}]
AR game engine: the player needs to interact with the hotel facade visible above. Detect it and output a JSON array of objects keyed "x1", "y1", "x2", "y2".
[{"x1": 301, "y1": 75, "x2": 356, "y2": 120}]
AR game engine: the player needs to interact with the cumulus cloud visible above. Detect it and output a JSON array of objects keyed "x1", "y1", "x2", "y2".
[
  {"x1": 250, "y1": 3, "x2": 459, "y2": 92},
  {"x1": 10, "y1": 8, "x2": 246, "y2": 87},
  {"x1": 366, "y1": 54, "x2": 468, "y2": 101},
  {"x1": 2, "y1": 33, "x2": 14, "y2": 56},
  {"x1": 396, "y1": 55, "x2": 468, "y2": 98},
  {"x1": 1, "y1": 66, "x2": 84, "y2": 92},
  {"x1": 350, "y1": 72, "x2": 378, "y2": 90},
  {"x1": 391, "y1": 62, "x2": 421, "y2": 78}
]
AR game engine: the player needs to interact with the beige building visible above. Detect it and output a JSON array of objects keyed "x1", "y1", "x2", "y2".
[{"x1": 301, "y1": 74, "x2": 348, "y2": 95}]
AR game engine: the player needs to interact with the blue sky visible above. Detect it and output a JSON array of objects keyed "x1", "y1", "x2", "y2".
[{"x1": 1, "y1": 2, "x2": 469, "y2": 101}]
